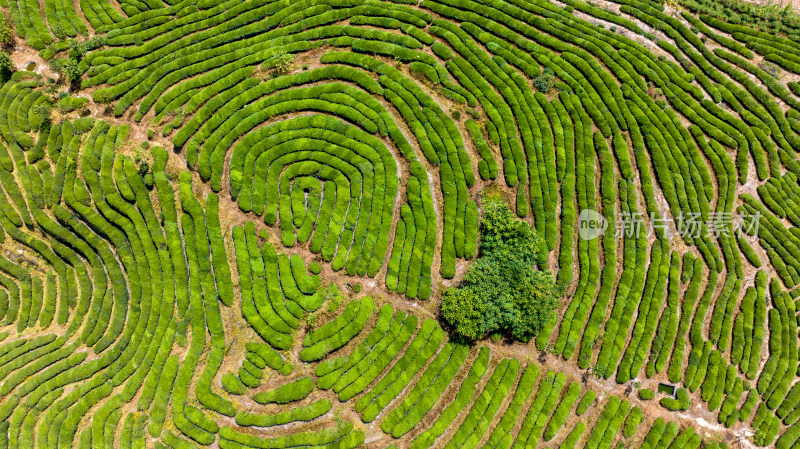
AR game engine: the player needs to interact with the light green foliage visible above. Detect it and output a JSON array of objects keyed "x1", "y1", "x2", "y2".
[
  {"x1": 57, "y1": 95, "x2": 89, "y2": 113},
  {"x1": 576, "y1": 390, "x2": 596, "y2": 415},
  {"x1": 660, "y1": 388, "x2": 691, "y2": 411},
  {"x1": 262, "y1": 52, "x2": 295, "y2": 75},
  {"x1": 254, "y1": 377, "x2": 315, "y2": 405},
  {"x1": 534, "y1": 68, "x2": 555, "y2": 93}
]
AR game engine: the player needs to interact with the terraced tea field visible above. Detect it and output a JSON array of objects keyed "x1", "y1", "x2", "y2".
[{"x1": 0, "y1": 0, "x2": 799, "y2": 447}]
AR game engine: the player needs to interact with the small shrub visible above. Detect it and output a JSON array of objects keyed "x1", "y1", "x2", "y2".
[
  {"x1": 0, "y1": 15, "x2": 12, "y2": 47},
  {"x1": 262, "y1": 52, "x2": 294, "y2": 75},
  {"x1": 759, "y1": 60, "x2": 781, "y2": 79},
  {"x1": 534, "y1": 68, "x2": 555, "y2": 93},
  {"x1": 0, "y1": 52, "x2": 12, "y2": 78},
  {"x1": 84, "y1": 36, "x2": 106, "y2": 50},
  {"x1": 32, "y1": 103, "x2": 52, "y2": 130},
  {"x1": 638, "y1": 388, "x2": 655, "y2": 400},
  {"x1": 67, "y1": 40, "x2": 86, "y2": 60},
  {"x1": 326, "y1": 284, "x2": 343, "y2": 312},
  {"x1": 51, "y1": 58, "x2": 81, "y2": 83}
]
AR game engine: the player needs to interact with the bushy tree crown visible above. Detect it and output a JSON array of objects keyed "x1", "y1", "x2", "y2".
[{"x1": 441, "y1": 196, "x2": 560, "y2": 342}]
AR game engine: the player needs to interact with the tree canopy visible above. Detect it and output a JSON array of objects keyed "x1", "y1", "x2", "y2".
[{"x1": 441, "y1": 196, "x2": 560, "y2": 342}]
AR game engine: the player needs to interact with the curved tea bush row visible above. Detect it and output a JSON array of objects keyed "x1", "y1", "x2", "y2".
[
  {"x1": 356, "y1": 318, "x2": 444, "y2": 422},
  {"x1": 0, "y1": 76, "x2": 255, "y2": 448},
  {"x1": 320, "y1": 304, "x2": 418, "y2": 401},
  {"x1": 232, "y1": 223, "x2": 297, "y2": 350},
  {"x1": 236, "y1": 399, "x2": 332, "y2": 427},
  {"x1": 443, "y1": 358, "x2": 520, "y2": 449},
  {"x1": 381, "y1": 342, "x2": 470, "y2": 438},
  {"x1": 229, "y1": 114, "x2": 398, "y2": 276},
  {"x1": 223, "y1": 365, "x2": 253, "y2": 394},
  {"x1": 319, "y1": 51, "x2": 478, "y2": 279},
  {"x1": 6, "y1": 0, "x2": 800, "y2": 445},
  {"x1": 300, "y1": 297, "x2": 373, "y2": 362},
  {"x1": 78, "y1": 3, "x2": 481, "y2": 291},
  {"x1": 384, "y1": 161, "x2": 438, "y2": 300},
  {"x1": 481, "y1": 364, "x2": 540, "y2": 449},
  {"x1": 410, "y1": 347, "x2": 491, "y2": 449},
  {"x1": 220, "y1": 421, "x2": 365, "y2": 449}
]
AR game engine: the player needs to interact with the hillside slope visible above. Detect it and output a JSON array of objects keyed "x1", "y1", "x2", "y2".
[{"x1": 0, "y1": 0, "x2": 798, "y2": 448}]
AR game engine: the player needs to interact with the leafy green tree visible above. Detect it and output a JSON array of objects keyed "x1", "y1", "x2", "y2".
[
  {"x1": 0, "y1": 52, "x2": 12, "y2": 78},
  {"x1": 64, "y1": 58, "x2": 81, "y2": 82},
  {"x1": 67, "y1": 40, "x2": 86, "y2": 60},
  {"x1": 0, "y1": 15, "x2": 13, "y2": 48},
  {"x1": 31, "y1": 103, "x2": 52, "y2": 130},
  {"x1": 441, "y1": 196, "x2": 560, "y2": 342},
  {"x1": 534, "y1": 67, "x2": 555, "y2": 93},
  {"x1": 51, "y1": 58, "x2": 81, "y2": 84}
]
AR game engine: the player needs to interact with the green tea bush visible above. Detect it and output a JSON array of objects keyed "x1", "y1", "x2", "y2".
[
  {"x1": 300, "y1": 297, "x2": 373, "y2": 361},
  {"x1": 253, "y1": 377, "x2": 315, "y2": 405},
  {"x1": 660, "y1": 388, "x2": 690, "y2": 411},
  {"x1": 381, "y1": 343, "x2": 470, "y2": 437},
  {"x1": 410, "y1": 347, "x2": 489, "y2": 449},
  {"x1": 576, "y1": 390, "x2": 597, "y2": 415},
  {"x1": 544, "y1": 381, "x2": 581, "y2": 441}
]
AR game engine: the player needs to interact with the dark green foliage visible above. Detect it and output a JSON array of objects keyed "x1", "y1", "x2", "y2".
[
  {"x1": 441, "y1": 196, "x2": 559, "y2": 341},
  {"x1": 51, "y1": 58, "x2": 81, "y2": 83},
  {"x1": 0, "y1": 52, "x2": 11, "y2": 79},
  {"x1": 534, "y1": 67, "x2": 555, "y2": 93},
  {"x1": 31, "y1": 102, "x2": 52, "y2": 130}
]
